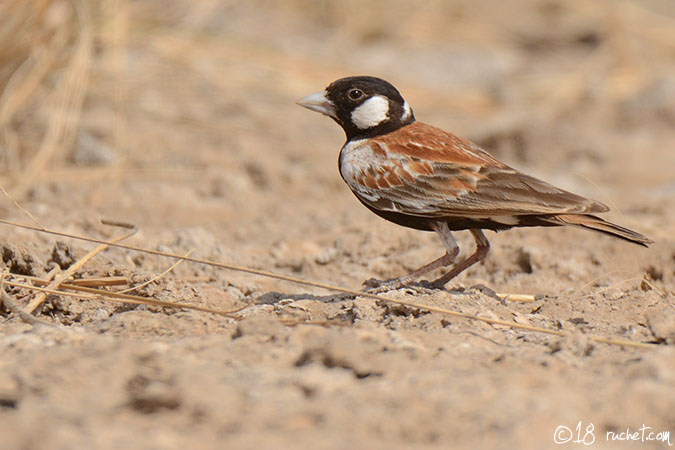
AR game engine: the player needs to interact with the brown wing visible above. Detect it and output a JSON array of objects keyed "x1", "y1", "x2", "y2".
[{"x1": 341, "y1": 122, "x2": 608, "y2": 218}]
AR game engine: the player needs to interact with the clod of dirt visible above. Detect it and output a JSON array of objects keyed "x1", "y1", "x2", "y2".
[
  {"x1": 314, "y1": 247, "x2": 338, "y2": 265},
  {"x1": 292, "y1": 329, "x2": 386, "y2": 379},
  {"x1": 380, "y1": 303, "x2": 428, "y2": 318},
  {"x1": 567, "y1": 317, "x2": 589, "y2": 326},
  {"x1": 126, "y1": 373, "x2": 181, "y2": 414},
  {"x1": 0, "y1": 371, "x2": 20, "y2": 410},
  {"x1": 644, "y1": 265, "x2": 664, "y2": 282},
  {"x1": 516, "y1": 248, "x2": 533, "y2": 274},
  {"x1": 49, "y1": 241, "x2": 76, "y2": 269},
  {"x1": 1, "y1": 242, "x2": 45, "y2": 276},
  {"x1": 645, "y1": 307, "x2": 675, "y2": 344},
  {"x1": 232, "y1": 316, "x2": 285, "y2": 340},
  {"x1": 244, "y1": 162, "x2": 269, "y2": 189},
  {"x1": 549, "y1": 334, "x2": 595, "y2": 357},
  {"x1": 294, "y1": 347, "x2": 381, "y2": 379}
]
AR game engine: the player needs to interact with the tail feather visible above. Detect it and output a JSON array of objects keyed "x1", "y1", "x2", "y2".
[{"x1": 544, "y1": 214, "x2": 653, "y2": 247}]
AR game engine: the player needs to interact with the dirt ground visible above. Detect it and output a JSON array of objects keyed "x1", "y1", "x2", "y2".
[{"x1": 0, "y1": 1, "x2": 674, "y2": 449}]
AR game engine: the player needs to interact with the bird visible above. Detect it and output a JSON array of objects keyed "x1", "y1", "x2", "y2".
[{"x1": 297, "y1": 76, "x2": 652, "y2": 291}]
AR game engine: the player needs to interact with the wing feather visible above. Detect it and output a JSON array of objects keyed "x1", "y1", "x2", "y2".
[{"x1": 340, "y1": 122, "x2": 608, "y2": 218}]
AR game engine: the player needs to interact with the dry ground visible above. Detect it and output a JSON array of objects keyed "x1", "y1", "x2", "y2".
[{"x1": 0, "y1": 1, "x2": 674, "y2": 449}]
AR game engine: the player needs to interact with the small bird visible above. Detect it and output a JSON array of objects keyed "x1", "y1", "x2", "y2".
[{"x1": 297, "y1": 76, "x2": 652, "y2": 290}]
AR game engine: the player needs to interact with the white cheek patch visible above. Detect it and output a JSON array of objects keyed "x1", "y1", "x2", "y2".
[
  {"x1": 401, "y1": 101, "x2": 412, "y2": 121},
  {"x1": 351, "y1": 95, "x2": 390, "y2": 130}
]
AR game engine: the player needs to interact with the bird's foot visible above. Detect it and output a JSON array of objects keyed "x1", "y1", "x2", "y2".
[
  {"x1": 362, "y1": 278, "x2": 441, "y2": 296},
  {"x1": 423, "y1": 279, "x2": 450, "y2": 291},
  {"x1": 468, "y1": 284, "x2": 502, "y2": 302},
  {"x1": 362, "y1": 277, "x2": 403, "y2": 294}
]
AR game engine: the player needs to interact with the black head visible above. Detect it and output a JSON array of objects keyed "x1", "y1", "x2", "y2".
[{"x1": 297, "y1": 76, "x2": 415, "y2": 140}]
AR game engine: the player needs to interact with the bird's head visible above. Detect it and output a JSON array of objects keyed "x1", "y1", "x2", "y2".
[{"x1": 297, "y1": 76, "x2": 415, "y2": 140}]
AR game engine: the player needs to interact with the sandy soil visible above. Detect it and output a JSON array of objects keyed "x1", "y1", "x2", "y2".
[{"x1": 0, "y1": 1, "x2": 674, "y2": 449}]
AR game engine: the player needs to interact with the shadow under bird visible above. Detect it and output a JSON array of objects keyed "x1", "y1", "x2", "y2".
[{"x1": 297, "y1": 76, "x2": 652, "y2": 291}]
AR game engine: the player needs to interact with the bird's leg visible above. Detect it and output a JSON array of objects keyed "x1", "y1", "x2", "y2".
[
  {"x1": 364, "y1": 222, "x2": 459, "y2": 292},
  {"x1": 431, "y1": 229, "x2": 490, "y2": 288}
]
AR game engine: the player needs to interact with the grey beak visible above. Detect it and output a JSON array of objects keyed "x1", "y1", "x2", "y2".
[{"x1": 296, "y1": 91, "x2": 337, "y2": 119}]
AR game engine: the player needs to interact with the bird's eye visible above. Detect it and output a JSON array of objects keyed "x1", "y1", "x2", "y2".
[{"x1": 348, "y1": 89, "x2": 364, "y2": 100}]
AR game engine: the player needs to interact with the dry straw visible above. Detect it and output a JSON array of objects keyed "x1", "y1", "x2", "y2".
[
  {"x1": 0, "y1": 1, "x2": 93, "y2": 198},
  {"x1": 0, "y1": 1, "x2": 667, "y2": 350},
  {"x1": 0, "y1": 217, "x2": 659, "y2": 350}
]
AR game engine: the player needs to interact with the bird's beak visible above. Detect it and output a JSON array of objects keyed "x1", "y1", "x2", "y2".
[{"x1": 296, "y1": 91, "x2": 337, "y2": 119}]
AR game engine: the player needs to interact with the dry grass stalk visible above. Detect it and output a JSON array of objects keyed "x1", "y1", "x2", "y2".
[
  {"x1": 496, "y1": 293, "x2": 537, "y2": 303},
  {"x1": 0, "y1": 217, "x2": 659, "y2": 350},
  {"x1": 0, "y1": 1, "x2": 99, "y2": 198},
  {"x1": 4, "y1": 277, "x2": 241, "y2": 318},
  {"x1": 0, "y1": 0, "x2": 666, "y2": 349},
  {"x1": 25, "y1": 222, "x2": 137, "y2": 313},
  {"x1": 19, "y1": 274, "x2": 129, "y2": 288},
  {"x1": 0, "y1": 185, "x2": 45, "y2": 229},
  {"x1": 1, "y1": 269, "x2": 55, "y2": 327},
  {"x1": 11, "y1": 1, "x2": 94, "y2": 198},
  {"x1": 118, "y1": 249, "x2": 194, "y2": 294}
]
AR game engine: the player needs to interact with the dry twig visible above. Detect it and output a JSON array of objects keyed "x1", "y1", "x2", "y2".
[
  {"x1": 0, "y1": 218, "x2": 658, "y2": 350},
  {"x1": 24, "y1": 223, "x2": 138, "y2": 314},
  {"x1": 118, "y1": 249, "x2": 194, "y2": 294}
]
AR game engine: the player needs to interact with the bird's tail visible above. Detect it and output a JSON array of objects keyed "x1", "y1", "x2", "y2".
[{"x1": 544, "y1": 214, "x2": 653, "y2": 247}]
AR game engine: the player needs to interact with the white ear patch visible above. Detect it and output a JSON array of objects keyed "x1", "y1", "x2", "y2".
[
  {"x1": 401, "y1": 101, "x2": 412, "y2": 121},
  {"x1": 351, "y1": 95, "x2": 390, "y2": 130}
]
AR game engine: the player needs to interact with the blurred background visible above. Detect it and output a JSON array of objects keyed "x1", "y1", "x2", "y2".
[{"x1": 0, "y1": 0, "x2": 673, "y2": 273}]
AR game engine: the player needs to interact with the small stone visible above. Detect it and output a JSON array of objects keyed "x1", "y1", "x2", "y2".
[{"x1": 645, "y1": 307, "x2": 675, "y2": 344}]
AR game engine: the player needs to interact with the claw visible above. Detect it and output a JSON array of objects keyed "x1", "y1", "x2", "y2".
[
  {"x1": 361, "y1": 277, "x2": 404, "y2": 294},
  {"x1": 362, "y1": 278, "x2": 443, "y2": 295}
]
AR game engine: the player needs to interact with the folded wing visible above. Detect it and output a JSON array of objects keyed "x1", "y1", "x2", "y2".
[{"x1": 341, "y1": 122, "x2": 608, "y2": 218}]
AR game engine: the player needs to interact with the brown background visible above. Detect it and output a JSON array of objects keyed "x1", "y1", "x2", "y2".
[{"x1": 0, "y1": 1, "x2": 673, "y2": 449}]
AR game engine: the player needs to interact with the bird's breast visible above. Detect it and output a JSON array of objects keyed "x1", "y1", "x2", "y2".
[{"x1": 338, "y1": 139, "x2": 393, "y2": 202}]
